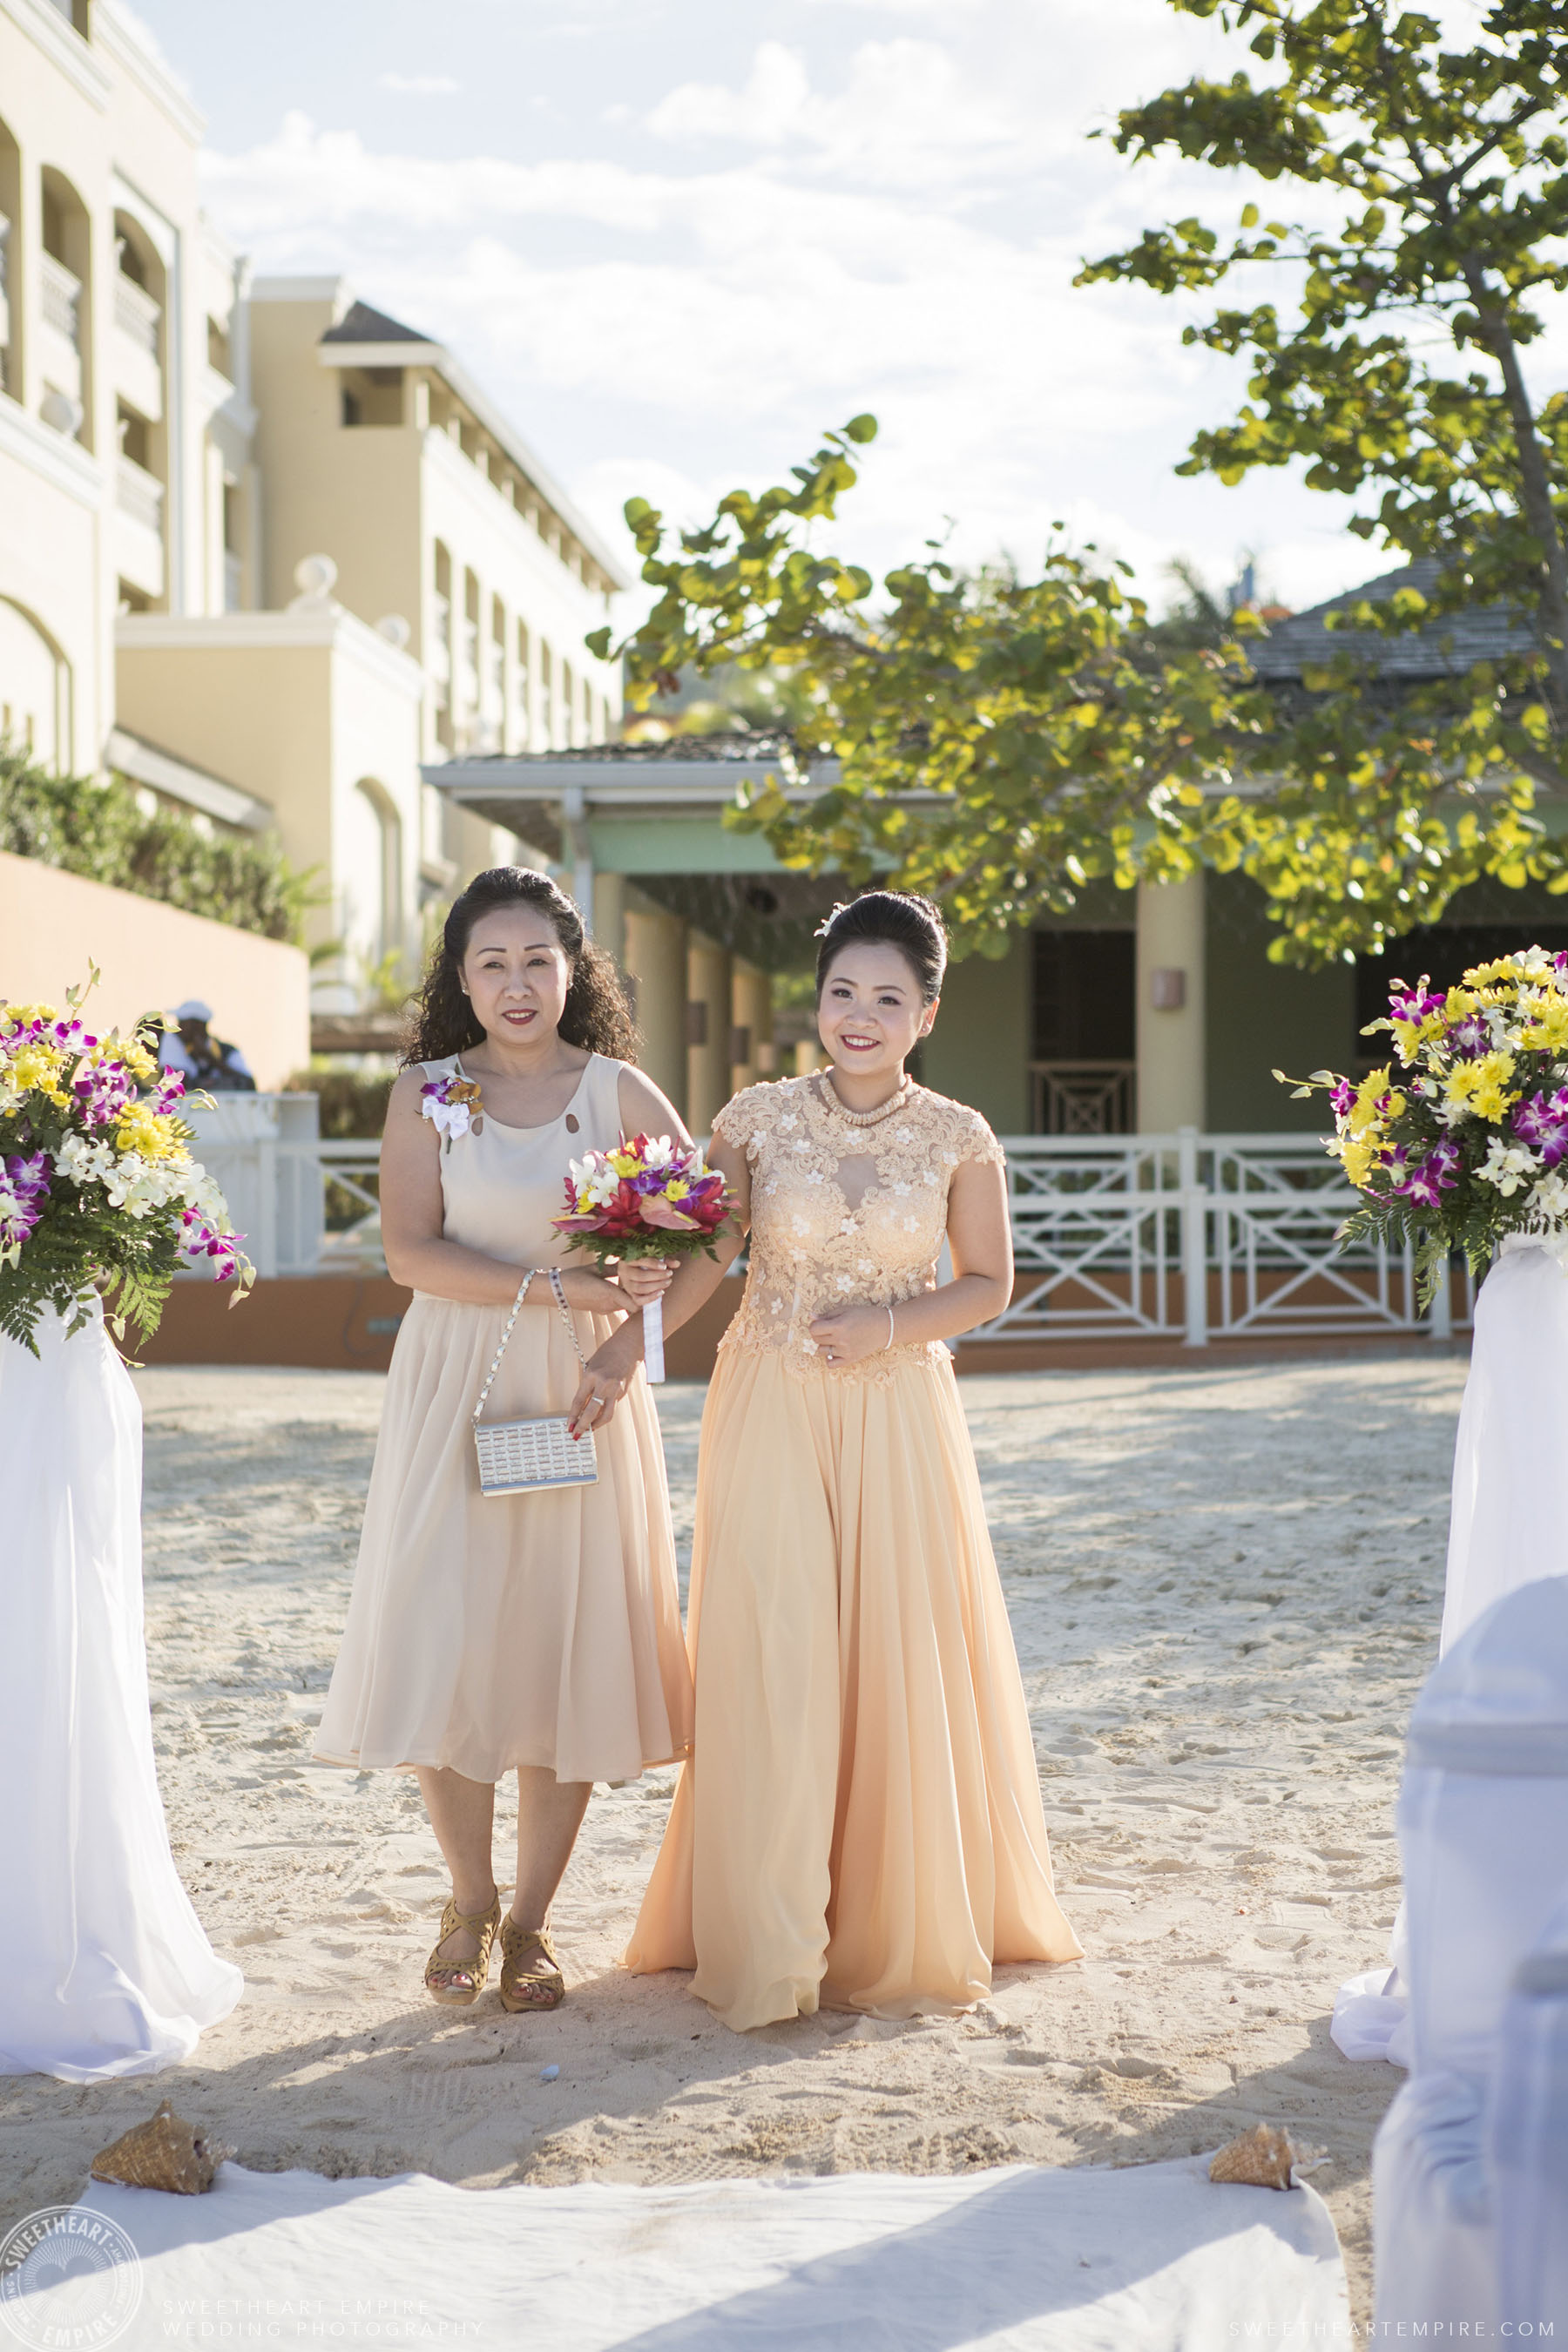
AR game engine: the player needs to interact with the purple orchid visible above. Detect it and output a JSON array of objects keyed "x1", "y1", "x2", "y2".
[
  {"x1": 1389, "y1": 977, "x2": 1444, "y2": 1025},
  {"x1": 1391, "y1": 1134, "x2": 1462, "y2": 1210},
  {"x1": 0, "y1": 1149, "x2": 51, "y2": 1248},
  {"x1": 1511, "y1": 1087, "x2": 1568, "y2": 1168},
  {"x1": 181, "y1": 1206, "x2": 243, "y2": 1276},
  {"x1": 1447, "y1": 1012, "x2": 1490, "y2": 1058}
]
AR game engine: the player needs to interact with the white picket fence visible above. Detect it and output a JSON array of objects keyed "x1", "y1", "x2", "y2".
[
  {"x1": 991, "y1": 1129, "x2": 1471, "y2": 1347},
  {"x1": 186, "y1": 1105, "x2": 1469, "y2": 1348}
]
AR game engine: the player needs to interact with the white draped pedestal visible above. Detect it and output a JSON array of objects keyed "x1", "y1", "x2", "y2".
[
  {"x1": 1332, "y1": 1242, "x2": 1568, "y2": 2067},
  {"x1": 0, "y1": 1307, "x2": 242, "y2": 2081},
  {"x1": 1371, "y1": 1576, "x2": 1568, "y2": 2326}
]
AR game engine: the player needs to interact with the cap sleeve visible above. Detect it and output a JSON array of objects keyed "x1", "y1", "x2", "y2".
[
  {"x1": 953, "y1": 1102, "x2": 1007, "y2": 1173},
  {"x1": 710, "y1": 1081, "x2": 771, "y2": 1159}
]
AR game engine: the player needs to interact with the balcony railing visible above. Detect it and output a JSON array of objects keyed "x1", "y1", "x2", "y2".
[
  {"x1": 41, "y1": 252, "x2": 82, "y2": 348},
  {"x1": 980, "y1": 1129, "x2": 1473, "y2": 1348},
  {"x1": 113, "y1": 273, "x2": 161, "y2": 356},
  {"x1": 116, "y1": 453, "x2": 165, "y2": 532},
  {"x1": 1031, "y1": 1059, "x2": 1137, "y2": 1135},
  {"x1": 194, "y1": 1117, "x2": 1473, "y2": 1350},
  {"x1": 224, "y1": 550, "x2": 243, "y2": 613}
]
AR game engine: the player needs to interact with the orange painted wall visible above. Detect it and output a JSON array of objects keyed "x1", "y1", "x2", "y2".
[{"x1": 0, "y1": 851, "x2": 309, "y2": 1087}]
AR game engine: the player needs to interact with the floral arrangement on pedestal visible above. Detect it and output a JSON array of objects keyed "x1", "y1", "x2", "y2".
[
  {"x1": 1280, "y1": 944, "x2": 1568, "y2": 1301},
  {"x1": 0, "y1": 982, "x2": 252, "y2": 1354},
  {"x1": 553, "y1": 1132, "x2": 731, "y2": 1382}
]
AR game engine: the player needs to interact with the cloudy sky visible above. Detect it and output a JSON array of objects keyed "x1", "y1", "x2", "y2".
[{"x1": 125, "y1": 0, "x2": 1490, "y2": 620}]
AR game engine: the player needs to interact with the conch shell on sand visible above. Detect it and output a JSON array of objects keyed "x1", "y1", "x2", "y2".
[
  {"x1": 91, "y1": 2100, "x2": 232, "y2": 2195},
  {"x1": 1208, "y1": 2124, "x2": 1296, "y2": 2190}
]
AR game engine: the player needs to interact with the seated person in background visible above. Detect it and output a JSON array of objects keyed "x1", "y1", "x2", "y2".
[{"x1": 158, "y1": 998, "x2": 256, "y2": 1093}]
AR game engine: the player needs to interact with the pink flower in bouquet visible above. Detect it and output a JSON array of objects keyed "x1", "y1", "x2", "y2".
[
  {"x1": 553, "y1": 1133, "x2": 733, "y2": 1384},
  {"x1": 553, "y1": 1134, "x2": 729, "y2": 1251}
]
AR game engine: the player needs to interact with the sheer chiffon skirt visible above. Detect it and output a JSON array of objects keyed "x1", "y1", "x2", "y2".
[
  {"x1": 314, "y1": 1293, "x2": 692, "y2": 1786},
  {"x1": 625, "y1": 1345, "x2": 1082, "y2": 2031}
]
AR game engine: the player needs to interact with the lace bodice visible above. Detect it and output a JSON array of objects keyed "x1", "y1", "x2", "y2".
[{"x1": 713, "y1": 1074, "x2": 1005, "y2": 1382}]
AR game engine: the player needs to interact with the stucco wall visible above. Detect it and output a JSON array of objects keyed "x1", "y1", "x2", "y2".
[
  {"x1": 922, "y1": 936, "x2": 1031, "y2": 1133},
  {"x1": 0, "y1": 848, "x2": 309, "y2": 1085},
  {"x1": 1204, "y1": 871, "x2": 1355, "y2": 1132},
  {"x1": 115, "y1": 618, "x2": 424, "y2": 985}
]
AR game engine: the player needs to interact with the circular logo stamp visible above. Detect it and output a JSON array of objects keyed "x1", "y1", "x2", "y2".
[{"x1": 0, "y1": 2204, "x2": 142, "y2": 2350}]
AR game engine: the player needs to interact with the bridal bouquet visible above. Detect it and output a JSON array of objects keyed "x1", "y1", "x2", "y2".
[
  {"x1": 1280, "y1": 944, "x2": 1568, "y2": 1301},
  {"x1": 553, "y1": 1132, "x2": 731, "y2": 1382},
  {"x1": 0, "y1": 984, "x2": 252, "y2": 1355}
]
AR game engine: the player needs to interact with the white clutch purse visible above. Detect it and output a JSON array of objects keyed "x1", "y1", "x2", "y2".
[{"x1": 471, "y1": 1268, "x2": 598, "y2": 1497}]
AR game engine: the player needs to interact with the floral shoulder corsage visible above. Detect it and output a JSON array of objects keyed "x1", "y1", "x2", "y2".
[{"x1": 420, "y1": 1071, "x2": 483, "y2": 1144}]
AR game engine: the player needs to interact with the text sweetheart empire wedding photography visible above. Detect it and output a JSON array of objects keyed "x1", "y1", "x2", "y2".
[{"x1": 5, "y1": 0, "x2": 1568, "y2": 2344}]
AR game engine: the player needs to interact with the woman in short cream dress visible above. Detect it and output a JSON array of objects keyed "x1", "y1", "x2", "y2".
[
  {"x1": 314, "y1": 867, "x2": 690, "y2": 2011},
  {"x1": 609, "y1": 891, "x2": 1081, "y2": 2031}
]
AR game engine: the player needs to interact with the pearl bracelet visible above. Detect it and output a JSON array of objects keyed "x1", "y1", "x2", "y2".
[{"x1": 883, "y1": 1304, "x2": 896, "y2": 1350}]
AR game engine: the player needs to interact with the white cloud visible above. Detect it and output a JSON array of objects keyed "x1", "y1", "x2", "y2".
[
  {"x1": 801, "y1": 0, "x2": 981, "y2": 11},
  {"x1": 647, "y1": 38, "x2": 1024, "y2": 186},
  {"x1": 194, "y1": 5, "x2": 1401, "y2": 622},
  {"x1": 375, "y1": 73, "x2": 462, "y2": 98}
]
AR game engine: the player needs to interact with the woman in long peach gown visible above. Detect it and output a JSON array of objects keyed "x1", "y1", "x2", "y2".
[{"x1": 591, "y1": 891, "x2": 1081, "y2": 2031}]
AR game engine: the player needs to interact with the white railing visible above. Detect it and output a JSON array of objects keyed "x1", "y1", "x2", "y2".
[
  {"x1": 187, "y1": 1115, "x2": 1475, "y2": 1345},
  {"x1": 1030, "y1": 1060, "x2": 1137, "y2": 1136},
  {"x1": 40, "y1": 251, "x2": 81, "y2": 346},
  {"x1": 113, "y1": 273, "x2": 161, "y2": 355},
  {"x1": 116, "y1": 453, "x2": 165, "y2": 532},
  {"x1": 979, "y1": 1128, "x2": 1474, "y2": 1348}
]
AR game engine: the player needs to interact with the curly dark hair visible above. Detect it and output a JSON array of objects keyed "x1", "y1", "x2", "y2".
[
  {"x1": 814, "y1": 890, "x2": 949, "y2": 1006},
  {"x1": 403, "y1": 867, "x2": 639, "y2": 1065}
]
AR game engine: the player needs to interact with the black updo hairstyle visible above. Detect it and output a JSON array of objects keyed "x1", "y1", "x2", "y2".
[
  {"x1": 404, "y1": 866, "x2": 639, "y2": 1064},
  {"x1": 814, "y1": 890, "x2": 949, "y2": 1008}
]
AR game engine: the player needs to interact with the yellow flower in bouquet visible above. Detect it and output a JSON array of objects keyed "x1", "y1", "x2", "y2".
[
  {"x1": 112, "y1": 1100, "x2": 186, "y2": 1164},
  {"x1": 0, "y1": 980, "x2": 250, "y2": 1354},
  {"x1": 1519, "y1": 995, "x2": 1568, "y2": 1055},
  {"x1": 1445, "y1": 1051, "x2": 1517, "y2": 1123},
  {"x1": 1281, "y1": 945, "x2": 1568, "y2": 1304}
]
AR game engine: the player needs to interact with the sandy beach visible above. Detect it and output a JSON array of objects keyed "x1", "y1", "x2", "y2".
[{"x1": 0, "y1": 1351, "x2": 1468, "y2": 2322}]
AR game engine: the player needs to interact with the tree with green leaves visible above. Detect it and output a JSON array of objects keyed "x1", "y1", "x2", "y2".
[
  {"x1": 597, "y1": 1, "x2": 1568, "y2": 967},
  {"x1": 595, "y1": 421, "x2": 1271, "y2": 957}
]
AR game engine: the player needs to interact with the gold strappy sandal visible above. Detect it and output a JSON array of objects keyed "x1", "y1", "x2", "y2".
[
  {"x1": 499, "y1": 1916, "x2": 566, "y2": 2012},
  {"x1": 424, "y1": 1887, "x2": 500, "y2": 2007}
]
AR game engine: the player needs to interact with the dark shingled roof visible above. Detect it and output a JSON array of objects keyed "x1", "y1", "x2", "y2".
[
  {"x1": 320, "y1": 298, "x2": 434, "y2": 348},
  {"x1": 1249, "y1": 558, "x2": 1537, "y2": 683},
  {"x1": 449, "y1": 730, "x2": 803, "y2": 767}
]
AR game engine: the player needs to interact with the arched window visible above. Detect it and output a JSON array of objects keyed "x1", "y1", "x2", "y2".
[
  {"x1": 514, "y1": 619, "x2": 531, "y2": 746},
  {"x1": 38, "y1": 166, "x2": 91, "y2": 447},
  {"x1": 0, "y1": 595, "x2": 72, "y2": 770},
  {"x1": 350, "y1": 778, "x2": 404, "y2": 967},
  {"x1": 0, "y1": 115, "x2": 20, "y2": 401},
  {"x1": 430, "y1": 543, "x2": 453, "y2": 749}
]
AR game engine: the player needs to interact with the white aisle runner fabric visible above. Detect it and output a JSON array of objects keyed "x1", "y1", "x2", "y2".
[
  {"x1": 1333, "y1": 1243, "x2": 1568, "y2": 2067},
  {"x1": 0, "y1": 1308, "x2": 243, "y2": 2081},
  {"x1": 39, "y1": 2158, "x2": 1347, "y2": 2352}
]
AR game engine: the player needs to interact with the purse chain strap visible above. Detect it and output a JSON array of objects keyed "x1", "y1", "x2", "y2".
[{"x1": 471, "y1": 1267, "x2": 589, "y2": 1427}]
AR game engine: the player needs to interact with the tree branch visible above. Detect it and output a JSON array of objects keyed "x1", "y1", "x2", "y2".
[{"x1": 1460, "y1": 256, "x2": 1568, "y2": 715}]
